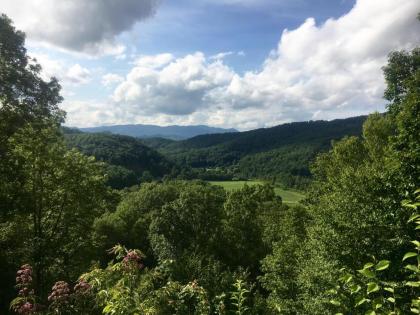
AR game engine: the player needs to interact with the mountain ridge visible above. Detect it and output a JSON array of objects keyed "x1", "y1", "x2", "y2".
[
  {"x1": 79, "y1": 124, "x2": 238, "y2": 140},
  {"x1": 142, "y1": 115, "x2": 368, "y2": 188}
]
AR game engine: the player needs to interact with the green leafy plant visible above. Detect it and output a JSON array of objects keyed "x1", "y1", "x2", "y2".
[
  {"x1": 230, "y1": 279, "x2": 250, "y2": 315},
  {"x1": 330, "y1": 190, "x2": 420, "y2": 314}
]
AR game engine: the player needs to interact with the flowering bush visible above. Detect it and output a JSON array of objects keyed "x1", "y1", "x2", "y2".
[
  {"x1": 10, "y1": 245, "x2": 258, "y2": 315},
  {"x1": 10, "y1": 265, "x2": 40, "y2": 314}
]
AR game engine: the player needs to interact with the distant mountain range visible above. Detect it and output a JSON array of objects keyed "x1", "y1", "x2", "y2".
[
  {"x1": 143, "y1": 115, "x2": 367, "y2": 188},
  {"x1": 79, "y1": 124, "x2": 238, "y2": 140},
  {"x1": 64, "y1": 115, "x2": 368, "y2": 189}
]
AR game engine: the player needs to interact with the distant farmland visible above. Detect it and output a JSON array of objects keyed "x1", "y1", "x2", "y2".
[{"x1": 208, "y1": 180, "x2": 305, "y2": 205}]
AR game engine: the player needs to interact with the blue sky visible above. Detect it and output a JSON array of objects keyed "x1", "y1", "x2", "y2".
[
  {"x1": 133, "y1": 0, "x2": 356, "y2": 71},
  {"x1": 2, "y1": 0, "x2": 419, "y2": 129}
]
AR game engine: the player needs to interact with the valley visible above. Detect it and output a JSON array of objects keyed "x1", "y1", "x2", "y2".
[{"x1": 1, "y1": 5, "x2": 418, "y2": 315}]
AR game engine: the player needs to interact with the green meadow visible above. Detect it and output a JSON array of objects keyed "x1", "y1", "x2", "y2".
[{"x1": 208, "y1": 180, "x2": 305, "y2": 205}]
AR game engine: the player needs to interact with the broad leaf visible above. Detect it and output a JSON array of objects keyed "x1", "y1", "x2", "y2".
[
  {"x1": 375, "y1": 260, "x2": 390, "y2": 271},
  {"x1": 367, "y1": 282, "x2": 379, "y2": 294},
  {"x1": 402, "y1": 252, "x2": 418, "y2": 261},
  {"x1": 358, "y1": 269, "x2": 375, "y2": 278}
]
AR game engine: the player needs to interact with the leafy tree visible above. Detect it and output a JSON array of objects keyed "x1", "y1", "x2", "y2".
[
  {"x1": 221, "y1": 184, "x2": 280, "y2": 273},
  {"x1": 0, "y1": 14, "x2": 63, "y2": 144},
  {"x1": 383, "y1": 48, "x2": 420, "y2": 115},
  {"x1": 94, "y1": 181, "x2": 281, "y2": 304},
  {"x1": 389, "y1": 50, "x2": 420, "y2": 191},
  {"x1": 259, "y1": 205, "x2": 310, "y2": 314},
  {"x1": 94, "y1": 181, "x2": 186, "y2": 262},
  {"x1": 1, "y1": 125, "x2": 116, "y2": 300},
  {"x1": 148, "y1": 182, "x2": 225, "y2": 263},
  {"x1": 293, "y1": 46, "x2": 419, "y2": 314},
  {"x1": 296, "y1": 114, "x2": 410, "y2": 314},
  {"x1": 103, "y1": 164, "x2": 138, "y2": 189},
  {"x1": 0, "y1": 15, "x2": 65, "y2": 311},
  {"x1": 329, "y1": 190, "x2": 420, "y2": 314}
]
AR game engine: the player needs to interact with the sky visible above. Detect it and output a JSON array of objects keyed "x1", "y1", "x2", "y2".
[{"x1": 1, "y1": 0, "x2": 419, "y2": 130}]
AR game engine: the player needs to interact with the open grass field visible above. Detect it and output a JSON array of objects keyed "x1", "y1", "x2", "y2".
[{"x1": 208, "y1": 180, "x2": 305, "y2": 205}]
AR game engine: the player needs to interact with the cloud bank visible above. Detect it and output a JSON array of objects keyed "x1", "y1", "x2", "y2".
[
  {"x1": 30, "y1": 53, "x2": 91, "y2": 86},
  {"x1": 11, "y1": 0, "x2": 418, "y2": 129},
  {"x1": 95, "y1": 0, "x2": 419, "y2": 129},
  {"x1": 1, "y1": 0, "x2": 160, "y2": 55},
  {"x1": 113, "y1": 52, "x2": 235, "y2": 115}
]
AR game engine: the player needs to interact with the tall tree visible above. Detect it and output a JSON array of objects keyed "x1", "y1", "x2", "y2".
[
  {"x1": 0, "y1": 15, "x2": 116, "y2": 310},
  {"x1": 1, "y1": 125, "x2": 115, "y2": 298},
  {"x1": 0, "y1": 14, "x2": 63, "y2": 143},
  {"x1": 292, "y1": 46, "x2": 419, "y2": 314}
]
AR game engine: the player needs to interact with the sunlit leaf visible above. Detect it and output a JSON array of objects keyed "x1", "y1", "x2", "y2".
[
  {"x1": 358, "y1": 269, "x2": 375, "y2": 278},
  {"x1": 330, "y1": 300, "x2": 341, "y2": 306},
  {"x1": 411, "y1": 240, "x2": 420, "y2": 249},
  {"x1": 408, "y1": 214, "x2": 420, "y2": 222},
  {"x1": 403, "y1": 252, "x2": 418, "y2": 261},
  {"x1": 405, "y1": 264, "x2": 419, "y2": 273},
  {"x1": 367, "y1": 282, "x2": 379, "y2": 294},
  {"x1": 406, "y1": 281, "x2": 420, "y2": 287},
  {"x1": 384, "y1": 287, "x2": 394, "y2": 293},
  {"x1": 375, "y1": 260, "x2": 390, "y2": 271},
  {"x1": 356, "y1": 297, "x2": 369, "y2": 307},
  {"x1": 363, "y1": 262, "x2": 375, "y2": 270}
]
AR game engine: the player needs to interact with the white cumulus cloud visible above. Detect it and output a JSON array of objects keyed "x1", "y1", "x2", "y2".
[
  {"x1": 66, "y1": 64, "x2": 91, "y2": 85},
  {"x1": 30, "y1": 54, "x2": 92, "y2": 87},
  {"x1": 63, "y1": 0, "x2": 420, "y2": 129},
  {"x1": 218, "y1": 0, "x2": 420, "y2": 124},
  {"x1": 1, "y1": 0, "x2": 160, "y2": 56},
  {"x1": 210, "y1": 51, "x2": 234, "y2": 61},
  {"x1": 134, "y1": 53, "x2": 175, "y2": 68},
  {"x1": 102, "y1": 73, "x2": 125, "y2": 87},
  {"x1": 113, "y1": 52, "x2": 235, "y2": 115}
]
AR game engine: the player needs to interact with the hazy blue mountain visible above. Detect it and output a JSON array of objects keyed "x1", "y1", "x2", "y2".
[{"x1": 79, "y1": 124, "x2": 238, "y2": 140}]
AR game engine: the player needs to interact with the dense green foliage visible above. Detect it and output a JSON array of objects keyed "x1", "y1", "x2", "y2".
[
  {"x1": 0, "y1": 13, "x2": 419, "y2": 315},
  {"x1": 286, "y1": 47, "x2": 419, "y2": 314},
  {"x1": 0, "y1": 15, "x2": 116, "y2": 311},
  {"x1": 235, "y1": 144, "x2": 316, "y2": 188},
  {"x1": 329, "y1": 192, "x2": 420, "y2": 314},
  {"x1": 64, "y1": 132, "x2": 180, "y2": 188},
  {"x1": 93, "y1": 181, "x2": 285, "y2": 291}
]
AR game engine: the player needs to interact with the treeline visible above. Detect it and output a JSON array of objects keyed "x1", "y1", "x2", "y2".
[{"x1": 0, "y1": 13, "x2": 419, "y2": 315}]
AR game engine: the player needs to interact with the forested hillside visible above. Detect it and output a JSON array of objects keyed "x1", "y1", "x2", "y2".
[
  {"x1": 0, "y1": 13, "x2": 419, "y2": 315},
  {"x1": 65, "y1": 116, "x2": 366, "y2": 189},
  {"x1": 64, "y1": 132, "x2": 179, "y2": 188},
  {"x1": 144, "y1": 116, "x2": 366, "y2": 187},
  {"x1": 65, "y1": 115, "x2": 367, "y2": 190}
]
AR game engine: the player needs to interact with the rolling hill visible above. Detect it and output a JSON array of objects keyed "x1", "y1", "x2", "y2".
[{"x1": 64, "y1": 132, "x2": 180, "y2": 189}]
